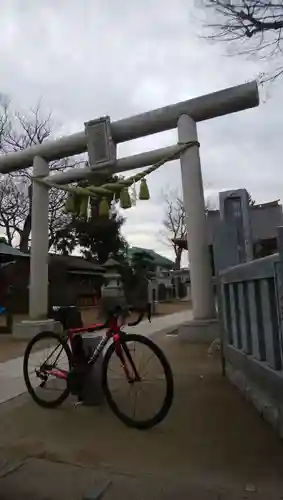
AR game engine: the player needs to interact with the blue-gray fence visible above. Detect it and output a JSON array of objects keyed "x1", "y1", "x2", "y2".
[
  {"x1": 220, "y1": 254, "x2": 283, "y2": 370},
  {"x1": 218, "y1": 242, "x2": 283, "y2": 435},
  {"x1": 212, "y1": 189, "x2": 283, "y2": 433}
]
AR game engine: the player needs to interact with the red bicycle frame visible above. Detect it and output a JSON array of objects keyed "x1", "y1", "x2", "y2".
[{"x1": 42, "y1": 315, "x2": 126, "y2": 381}]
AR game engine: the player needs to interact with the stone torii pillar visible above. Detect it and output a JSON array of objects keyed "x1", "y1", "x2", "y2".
[
  {"x1": 178, "y1": 115, "x2": 215, "y2": 320},
  {"x1": 29, "y1": 156, "x2": 50, "y2": 320},
  {"x1": 177, "y1": 115, "x2": 219, "y2": 342}
]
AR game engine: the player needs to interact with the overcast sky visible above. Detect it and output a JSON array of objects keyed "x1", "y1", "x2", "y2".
[{"x1": 0, "y1": 0, "x2": 282, "y2": 264}]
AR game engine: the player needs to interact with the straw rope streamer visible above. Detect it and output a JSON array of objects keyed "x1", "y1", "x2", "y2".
[{"x1": 33, "y1": 140, "x2": 200, "y2": 217}]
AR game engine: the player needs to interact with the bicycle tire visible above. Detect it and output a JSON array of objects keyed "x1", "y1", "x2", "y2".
[
  {"x1": 102, "y1": 333, "x2": 174, "y2": 430},
  {"x1": 23, "y1": 330, "x2": 72, "y2": 409}
]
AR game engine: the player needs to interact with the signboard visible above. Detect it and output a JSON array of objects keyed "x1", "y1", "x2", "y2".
[{"x1": 85, "y1": 116, "x2": 116, "y2": 169}]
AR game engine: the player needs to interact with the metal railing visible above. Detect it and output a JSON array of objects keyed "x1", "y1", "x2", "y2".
[{"x1": 219, "y1": 252, "x2": 283, "y2": 371}]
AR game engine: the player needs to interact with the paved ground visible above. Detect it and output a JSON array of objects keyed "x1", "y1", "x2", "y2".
[
  {"x1": 0, "y1": 336, "x2": 27, "y2": 363},
  {"x1": 0, "y1": 330, "x2": 283, "y2": 498}
]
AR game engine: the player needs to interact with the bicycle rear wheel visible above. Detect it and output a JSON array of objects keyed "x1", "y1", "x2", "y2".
[
  {"x1": 102, "y1": 333, "x2": 174, "y2": 429},
  {"x1": 23, "y1": 331, "x2": 72, "y2": 408}
]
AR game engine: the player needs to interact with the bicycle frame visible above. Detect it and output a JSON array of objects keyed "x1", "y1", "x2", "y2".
[
  {"x1": 25, "y1": 303, "x2": 173, "y2": 429},
  {"x1": 42, "y1": 316, "x2": 124, "y2": 381}
]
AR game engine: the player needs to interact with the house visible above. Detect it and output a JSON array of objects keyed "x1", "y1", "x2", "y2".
[
  {"x1": 128, "y1": 247, "x2": 175, "y2": 274},
  {"x1": 0, "y1": 254, "x2": 105, "y2": 323},
  {"x1": 173, "y1": 200, "x2": 283, "y2": 274},
  {"x1": 128, "y1": 246, "x2": 186, "y2": 301},
  {"x1": 128, "y1": 246, "x2": 174, "y2": 287},
  {"x1": 48, "y1": 254, "x2": 105, "y2": 307}
]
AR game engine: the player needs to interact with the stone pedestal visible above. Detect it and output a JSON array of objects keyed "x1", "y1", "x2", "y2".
[
  {"x1": 178, "y1": 318, "x2": 220, "y2": 343},
  {"x1": 81, "y1": 333, "x2": 104, "y2": 406},
  {"x1": 12, "y1": 318, "x2": 62, "y2": 340}
]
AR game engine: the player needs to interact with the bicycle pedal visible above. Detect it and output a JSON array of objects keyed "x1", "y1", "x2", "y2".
[{"x1": 73, "y1": 401, "x2": 84, "y2": 409}]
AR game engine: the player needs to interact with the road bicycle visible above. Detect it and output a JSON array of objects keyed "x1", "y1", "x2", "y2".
[{"x1": 23, "y1": 304, "x2": 174, "y2": 430}]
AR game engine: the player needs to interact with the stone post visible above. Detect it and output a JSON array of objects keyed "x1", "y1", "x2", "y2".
[
  {"x1": 178, "y1": 115, "x2": 216, "y2": 320},
  {"x1": 178, "y1": 115, "x2": 219, "y2": 342},
  {"x1": 29, "y1": 156, "x2": 50, "y2": 319}
]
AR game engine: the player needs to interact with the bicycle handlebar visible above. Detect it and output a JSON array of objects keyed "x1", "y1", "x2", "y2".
[
  {"x1": 103, "y1": 303, "x2": 152, "y2": 328},
  {"x1": 127, "y1": 303, "x2": 152, "y2": 326}
]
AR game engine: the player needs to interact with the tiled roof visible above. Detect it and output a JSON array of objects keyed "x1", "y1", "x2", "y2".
[
  {"x1": 48, "y1": 254, "x2": 104, "y2": 272},
  {"x1": 128, "y1": 247, "x2": 174, "y2": 268}
]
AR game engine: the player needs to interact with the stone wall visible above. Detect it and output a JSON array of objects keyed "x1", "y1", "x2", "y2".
[{"x1": 224, "y1": 344, "x2": 283, "y2": 437}]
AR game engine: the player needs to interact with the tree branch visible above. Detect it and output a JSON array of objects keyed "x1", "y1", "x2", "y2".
[
  {"x1": 0, "y1": 99, "x2": 77, "y2": 251},
  {"x1": 199, "y1": 0, "x2": 283, "y2": 82}
]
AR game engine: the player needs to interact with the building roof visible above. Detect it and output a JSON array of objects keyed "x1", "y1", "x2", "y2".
[
  {"x1": 48, "y1": 254, "x2": 104, "y2": 273},
  {"x1": 128, "y1": 247, "x2": 174, "y2": 269},
  {"x1": 0, "y1": 238, "x2": 29, "y2": 261},
  {"x1": 102, "y1": 257, "x2": 120, "y2": 268}
]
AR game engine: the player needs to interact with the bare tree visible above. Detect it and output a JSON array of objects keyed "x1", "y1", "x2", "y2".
[
  {"x1": 0, "y1": 100, "x2": 73, "y2": 252},
  {"x1": 160, "y1": 189, "x2": 217, "y2": 269},
  {"x1": 0, "y1": 176, "x2": 28, "y2": 246},
  {"x1": 199, "y1": 0, "x2": 283, "y2": 82},
  {"x1": 160, "y1": 190, "x2": 186, "y2": 270}
]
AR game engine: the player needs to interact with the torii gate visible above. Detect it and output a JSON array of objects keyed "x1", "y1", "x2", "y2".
[{"x1": 0, "y1": 81, "x2": 259, "y2": 339}]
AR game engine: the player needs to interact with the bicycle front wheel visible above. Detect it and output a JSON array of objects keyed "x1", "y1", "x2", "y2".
[{"x1": 102, "y1": 333, "x2": 174, "y2": 429}]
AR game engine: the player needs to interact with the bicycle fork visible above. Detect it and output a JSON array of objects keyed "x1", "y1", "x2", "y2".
[{"x1": 113, "y1": 333, "x2": 141, "y2": 383}]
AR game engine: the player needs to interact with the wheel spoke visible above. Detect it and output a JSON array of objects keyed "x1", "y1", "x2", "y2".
[
  {"x1": 104, "y1": 334, "x2": 173, "y2": 429},
  {"x1": 131, "y1": 384, "x2": 138, "y2": 419},
  {"x1": 138, "y1": 353, "x2": 155, "y2": 376},
  {"x1": 24, "y1": 333, "x2": 71, "y2": 408}
]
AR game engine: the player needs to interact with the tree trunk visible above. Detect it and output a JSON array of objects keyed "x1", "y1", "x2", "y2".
[
  {"x1": 5, "y1": 225, "x2": 13, "y2": 246},
  {"x1": 174, "y1": 248, "x2": 182, "y2": 271},
  {"x1": 19, "y1": 212, "x2": 31, "y2": 252}
]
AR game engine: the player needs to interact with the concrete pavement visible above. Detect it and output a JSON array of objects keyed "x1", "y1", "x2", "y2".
[{"x1": 0, "y1": 333, "x2": 283, "y2": 498}]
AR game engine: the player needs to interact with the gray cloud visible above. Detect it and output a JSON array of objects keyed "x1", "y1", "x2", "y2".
[{"x1": 0, "y1": 0, "x2": 282, "y2": 263}]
